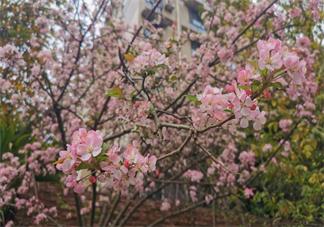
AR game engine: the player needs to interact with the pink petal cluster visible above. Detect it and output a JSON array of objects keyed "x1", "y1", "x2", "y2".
[
  {"x1": 194, "y1": 38, "x2": 312, "y2": 131},
  {"x1": 217, "y1": 47, "x2": 233, "y2": 63},
  {"x1": 0, "y1": 144, "x2": 58, "y2": 226},
  {"x1": 257, "y1": 38, "x2": 307, "y2": 85},
  {"x1": 99, "y1": 143, "x2": 157, "y2": 194},
  {"x1": 0, "y1": 78, "x2": 11, "y2": 91},
  {"x1": 257, "y1": 38, "x2": 283, "y2": 71},
  {"x1": 56, "y1": 128, "x2": 103, "y2": 173},
  {"x1": 160, "y1": 200, "x2": 171, "y2": 211},
  {"x1": 237, "y1": 68, "x2": 252, "y2": 86},
  {"x1": 189, "y1": 186, "x2": 198, "y2": 202},
  {"x1": 198, "y1": 85, "x2": 229, "y2": 121},
  {"x1": 0, "y1": 44, "x2": 25, "y2": 67},
  {"x1": 244, "y1": 187, "x2": 254, "y2": 199},
  {"x1": 56, "y1": 129, "x2": 157, "y2": 195},
  {"x1": 279, "y1": 119, "x2": 292, "y2": 132},
  {"x1": 239, "y1": 151, "x2": 256, "y2": 168},
  {"x1": 262, "y1": 144, "x2": 273, "y2": 152},
  {"x1": 227, "y1": 83, "x2": 266, "y2": 130},
  {"x1": 130, "y1": 48, "x2": 167, "y2": 73},
  {"x1": 194, "y1": 82, "x2": 266, "y2": 130},
  {"x1": 183, "y1": 170, "x2": 204, "y2": 182},
  {"x1": 283, "y1": 52, "x2": 306, "y2": 85}
]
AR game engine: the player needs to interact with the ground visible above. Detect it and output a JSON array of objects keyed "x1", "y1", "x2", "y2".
[{"x1": 13, "y1": 182, "x2": 245, "y2": 226}]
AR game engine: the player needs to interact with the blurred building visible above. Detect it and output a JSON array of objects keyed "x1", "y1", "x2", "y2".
[{"x1": 122, "y1": 0, "x2": 207, "y2": 56}]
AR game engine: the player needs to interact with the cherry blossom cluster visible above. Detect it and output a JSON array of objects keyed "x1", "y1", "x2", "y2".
[
  {"x1": 98, "y1": 143, "x2": 157, "y2": 194},
  {"x1": 0, "y1": 44, "x2": 25, "y2": 67},
  {"x1": 0, "y1": 151, "x2": 57, "y2": 225},
  {"x1": 56, "y1": 128, "x2": 157, "y2": 195},
  {"x1": 194, "y1": 81, "x2": 266, "y2": 130},
  {"x1": 193, "y1": 37, "x2": 313, "y2": 131},
  {"x1": 207, "y1": 143, "x2": 239, "y2": 187},
  {"x1": 279, "y1": 119, "x2": 293, "y2": 132},
  {"x1": 23, "y1": 196, "x2": 57, "y2": 224},
  {"x1": 0, "y1": 153, "x2": 20, "y2": 208},
  {"x1": 24, "y1": 143, "x2": 58, "y2": 176},
  {"x1": 183, "y1": 170, "x2": 204, "y2": 182},
  {"x1": 257, "y1": 38, "x2": 306, "y2": 85},
  {"x1": 0, "y1": 0, "x2": 321, "y2": 225},
  {"x1": 57, "y1": 128, "x2": 104, "y2": 171},
  {"x1": 129, "y1": 43, "x2": 167, "y2": 73}
]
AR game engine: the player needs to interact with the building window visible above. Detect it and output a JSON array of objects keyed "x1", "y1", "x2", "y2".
[
  {"x1": 143, "y1": 28, "x2": 152, "y2": 38},
  {"x1": 191, "y1": 40, "x2": 200, "y2": 54},
  {"x1": 145, "y1": 0, "x2": 164, "y2": 13},
  {"x1": 188, "y1": 6, "x2": 205, "y2": 33}
]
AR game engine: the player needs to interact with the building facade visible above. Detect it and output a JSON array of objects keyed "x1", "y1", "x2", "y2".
[{"x1": 122, "y1": 0, "x2": 207, "y2": 56}]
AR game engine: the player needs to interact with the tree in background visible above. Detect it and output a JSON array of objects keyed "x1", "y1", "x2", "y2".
[{"x1": 0, "y1": 0, "x2": 323, "y2": 226}]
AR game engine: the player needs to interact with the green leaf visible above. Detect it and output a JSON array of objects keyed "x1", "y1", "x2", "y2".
[
  {"x1": 260, "y1": 68, "x2": 268, "y2": 77},
  {"x1": 168, "y1": 74, "x2": 177, "y2": 82},
  {"x1": 238, "y1": 85, "x2": 250, "y2": 90},
  {"x1": 186, "y1": 95, "x2": 201, "y2": 105},
  {"x1": 271, "y1": 82, "x2": 283, "y2": 89},
  {"x1": 95, "y1": 153, "x2": 107, "y2": 162},
  {"x1": 251, "y1": 80, "x2": 261, "y2": 92},
  {"x1": 76, "y1": 162, "x2": 93, "y2": 171},
  {"x1": 106, "y1": 87, "x2": 123, "y2": 98}
]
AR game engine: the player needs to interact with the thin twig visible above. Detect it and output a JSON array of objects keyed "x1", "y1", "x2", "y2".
[
  {"x1": 157, "y1": 132, "x2": 193, "y2": 161},
  {"x1": 231, "y1": 0, "x2": 279, "y2": 44}
]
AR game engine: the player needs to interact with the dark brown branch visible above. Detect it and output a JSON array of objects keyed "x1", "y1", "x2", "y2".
[
  {"x1": 161, "y1": 78, "x2": 198, "y2": 114},
  {"x1": 103, "y1": 128, "x2": 133, "y2": 142},
  {"x1": 208, "y1": 0, "x2": 280, "y2": 67},
  {"x1": 157, "y1": 132, "x2": 193, "y2": 161},
  {"x1": 231, "y1": 0, "x2": 279, "y2": 44},
  {"x1": 124, "y1": 0, "x2": 163, "y2": 54},
  {"x1": 56, "y1": 0, "x2": 109, "y2": 103},
  {"x1": 102, "y1": 193, "x2": 121, "y2": 226}
]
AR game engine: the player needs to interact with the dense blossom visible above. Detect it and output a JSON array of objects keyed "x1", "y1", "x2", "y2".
[
  {"x1": 56, "y1": 129, "x2": 157, "y2": 195},
  {"x1": 257, "y1": 38, "x2": 283, "y2": 71},
  {"x1": 195, "y1": 80, "x2": 266, "y2": 130},
  {"x1": 129, "y1": 45, "x2": 167, "y2": 73},
  {"x1": 279, "y1": 119, "x2": 293, "y2": 132},
  {"x1": 99, "y1": 143, "x2": 157, "y2": 194},
  {"x1": 0, "y1": 149, "x2": 57, "y2": 224},
  {"x1": 183, "y1": 170, "x2": 204, "y2": 182},
  {"x1": 0, "y1": 0, "x2": 322, "y2": 225},
  {"x1": 239, "y1": 151, "x2": 256, "y2": 168},
  {"x1": 56, "y1": 128, "x2": 103, "y2": 172}
]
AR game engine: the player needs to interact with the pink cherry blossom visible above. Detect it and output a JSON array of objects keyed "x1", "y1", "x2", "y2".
[
  {"x1": 73, "y1": 129, "x2": 103, "y2": 161},
  {"x1": 279, "y1": 119, "x2": 292, "y2": 132},
  {"x1": 244, "y1": 188, "x2": 254, "y2": 199},
  {"x1": 160, "y1": 200, "x2": 171, "y2": 211},
  {"x1": 257, "y1": 38, "x2": 283, "y2": 71},
  {"x1": 184, "y1": 170, "x2": 204, "y2": 182},
  {"x1": 283, "y1": 52, "x2": 306, "y2": 85},
  {"x1": 217, "y1": 47, "x2": 233, "y2": 63},
  {"x1": 130, "y1": 46, "x2": 167, "y2": 73},
  {"x1": 239, "y1": 151, "x2": 255, "y2": 168},
  {"x1": 56, "y1": 149, "x2": 76, "y2": 173},
  {"x1": 237, "y1": 68, "x2": 251, "y2": 86},
  {"x1": 262, "y1": 144, "x2": 273, "y2": 152}
]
